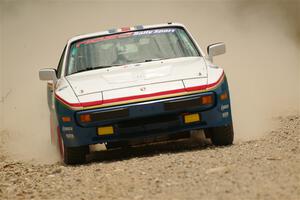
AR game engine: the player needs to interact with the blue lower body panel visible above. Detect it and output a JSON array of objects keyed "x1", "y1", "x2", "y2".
[{"x1": 55, "y1": 78, "x2": 232, "y2": 147}]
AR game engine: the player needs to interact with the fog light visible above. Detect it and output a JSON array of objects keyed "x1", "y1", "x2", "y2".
[
  {"x1": 220, "y1": 91, "x2": 229, "y2": 100},
  {"x1": 62, "y1": 116, "x2": 71, "y2": 122},
  {"x1": 80, "y1": 114, "x2": 91, "y2": 122},
  {"x1": 98, "y1": 126, "x2": 114, "y2": 135},
  {"x1": 201, "y1": 95, "x2": 213, "y2": 105}
]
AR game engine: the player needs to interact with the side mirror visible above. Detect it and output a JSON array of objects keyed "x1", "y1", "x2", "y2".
[
  {"x1": 207, "y1": 42, "x2": 226, "y2": 62},
  {"x1": 39, "y1": 68, "x2": 57, "y2": 81}
]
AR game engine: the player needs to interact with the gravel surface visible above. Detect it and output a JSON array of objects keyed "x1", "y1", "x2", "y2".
[{"x1": 0, "y1": 115, "x2": 299, "y2": 200}]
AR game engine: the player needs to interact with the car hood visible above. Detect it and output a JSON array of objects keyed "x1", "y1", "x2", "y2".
[{"x1": 67, "y1": 57, "x2": 208, "y2": 97}]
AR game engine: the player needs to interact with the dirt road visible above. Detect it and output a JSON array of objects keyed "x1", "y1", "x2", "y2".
[{"x1": 0, "y1": 115, "x2": 299, "y2": 200}]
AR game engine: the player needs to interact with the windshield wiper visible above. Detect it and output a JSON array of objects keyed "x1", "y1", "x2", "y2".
[
  {"x1": 144, "y1": 59, "x2": 158, "y2": 62},
  {"x1": 135, "y1": 58, "x2": 170, "y2": 64},
  {"x1": 72, "y1": 64, "x2": 122, "y2": 74},
  {"x1": 144, "y1": 58, "x2": 164, "y2": 62}
]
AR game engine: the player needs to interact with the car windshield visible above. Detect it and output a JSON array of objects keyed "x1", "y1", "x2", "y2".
[{"x1": 66, "y1": 27, "x2": 200, "y2": 75}]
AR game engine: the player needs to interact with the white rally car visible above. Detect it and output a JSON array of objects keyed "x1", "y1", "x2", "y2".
[{"x1": 39, "y1": 23, "x2": 234, "y2": 164}]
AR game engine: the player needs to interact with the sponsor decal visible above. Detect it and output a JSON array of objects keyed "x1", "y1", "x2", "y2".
[
  {"x1": 220, "y1": 104, "x2": 230, "y2": 111},
  {"x1": 222, "y1": 112, "x2": 229, "y2": 118},
  {"x1": 133, "y1": 29, "x2": 175, "y2": 36},
  {"x1": 76, "y1": 32, "x2": 134, "y2": 47},
  {"x1": 76, "y1": 29, "x2": 176, "y2": 47},
  {"x1": 62, "y1": 126, "x2": 73, "y2": 131},
  {"x1": 65, "y1": 133, "x2": 75, "y2": 139}
]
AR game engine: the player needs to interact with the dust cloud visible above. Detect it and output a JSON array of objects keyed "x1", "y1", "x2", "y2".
[
  {"x1": 226, "y1": 1, "x2": 300, "y2": 140},
  {"x1": 0, "y1": 0, "x2": 299, "y2": 163}
]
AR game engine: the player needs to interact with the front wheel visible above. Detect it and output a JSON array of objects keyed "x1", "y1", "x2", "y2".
[
  {"x1": 57, "y1": 131, "x2": 89, "y2": 165},
  {"x1": 204, "y1": 123, "x2": 234, "y2": 146},
  {"x1": 63, "y1": 145, "x2": 89, "y2": 165}
]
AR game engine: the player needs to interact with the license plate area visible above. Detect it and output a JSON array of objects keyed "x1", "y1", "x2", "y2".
[
  {"x1": 97, "y1": 126, "x2": 114, "y2": 136},
  {"x1": 184, "y1": 113, "x2": 200, "y2": 124}
]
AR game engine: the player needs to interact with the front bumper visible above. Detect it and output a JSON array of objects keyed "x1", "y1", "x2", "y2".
[{"x1": 55, "y1": 78, "x2": 232, "y2": 147}]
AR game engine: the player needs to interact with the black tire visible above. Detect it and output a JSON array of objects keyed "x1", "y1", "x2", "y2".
[
  {"x1": 204, "y1": 124, "x2": 234, "y2": 146},
  {"x1": 64, "y1": 145, "x2": 89, "y2": 165}
]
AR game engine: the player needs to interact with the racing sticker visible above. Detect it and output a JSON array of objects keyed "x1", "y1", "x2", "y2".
[
  {"x1": 76, "y1": 32, "x2": 134, "y2": 47},
  {"x1": 133, "y1": 29, "x2": 176, "y2": 36},
  {"x1": 76, "y1": 28, "x2": 176, "y2": 47}
]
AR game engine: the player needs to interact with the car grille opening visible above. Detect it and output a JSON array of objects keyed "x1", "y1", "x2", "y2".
[{"x1": 117, "y1": 114, "x2": 179, "y2": 129}]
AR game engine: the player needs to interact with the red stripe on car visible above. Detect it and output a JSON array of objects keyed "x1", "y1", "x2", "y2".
[{"x1": 56, "y1": 72, "x2": 224, "y2": 108}]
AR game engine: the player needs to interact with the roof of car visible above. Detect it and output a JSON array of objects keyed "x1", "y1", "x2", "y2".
[{"x1": 67, "y1": 22, "x2": 186, "y2": 45}]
